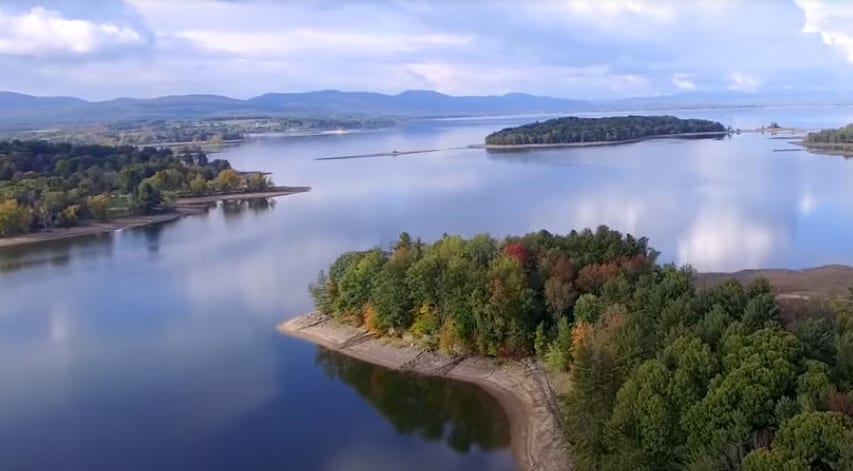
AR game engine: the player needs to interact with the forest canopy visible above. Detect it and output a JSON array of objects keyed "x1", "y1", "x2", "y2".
[
  {"x1": 311, "y1": 228, "x2": 853, "y2": 470},
  {"x1": 484, "y1": 115, "x2": 727, "y2": 145},
  {"x1": 0, "y1": 140, "x2": 271, "y2": 237}
]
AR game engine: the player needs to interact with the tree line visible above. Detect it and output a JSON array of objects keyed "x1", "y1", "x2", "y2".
[
  {"x1": 804, "y1": 124, "x2": 853, "y2": 145},
  {"x1": 311, "y1": 227, "x2": 654, "y2": 356},
  {"x1": 0, "y1": 116, "x2": 399, "y2": 146},
  {"x1": 484, "y1": 115, "x2": 727, "y2": 145},
  {"x1": 310, "y1": 227, "x2": 853, "y2": 470},
  {"x1": 0, "y1": 140, "x2": 272, "y2": 237}
]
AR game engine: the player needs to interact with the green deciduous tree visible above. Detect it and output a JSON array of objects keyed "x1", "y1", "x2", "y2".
[
  {"x1": 189, "y1": 174, "x2": 208, "y2": 195},
  {"x1": 245, "y1": 173, "x2": 271, "y2": 191},
  {"x1": 335, "y1": 250, "x2": 386, "y2": 320},
  {"x1": 474, "y1": 255, "x2": 535, "y2": 355},
  {"x1": 133, "y1": 180, "x2": 162, "y2": 213},
  {"x1": 371, "y1": 258, "x2": 415, "y2": 331}
]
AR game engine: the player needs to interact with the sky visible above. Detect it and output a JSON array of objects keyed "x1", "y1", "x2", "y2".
[{"x1": 1, "y1": 0, "x2": 853, "y2": 100}]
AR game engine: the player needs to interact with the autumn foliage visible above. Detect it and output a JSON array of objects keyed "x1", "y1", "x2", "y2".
[
  {"x1": 309, "y1": 226, "x2": 853, "y2": 470},
  {"x1": 310, "y1": 226, "x2": 656, "y2": 357}
]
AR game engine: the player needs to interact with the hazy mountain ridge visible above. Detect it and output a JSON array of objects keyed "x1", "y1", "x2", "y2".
[{"x1": 2, "y1": 89, "x2": 852, "y2": 129}]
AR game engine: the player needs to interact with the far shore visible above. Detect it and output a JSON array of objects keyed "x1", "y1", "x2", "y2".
[
  {"x1": 0, "y1": 186, "x2": 310, "y2": 249},
  {"x1": 278, "y1": 312, "x2": 573, "y2": 471},
  {"x1": 476, "y1": 131, "x2": 728, "y2": 150}
]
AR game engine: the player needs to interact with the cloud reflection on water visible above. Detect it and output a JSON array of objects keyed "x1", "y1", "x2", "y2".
[{"x1": 677, "y1": 209, "x2": 779, "y2": 272}]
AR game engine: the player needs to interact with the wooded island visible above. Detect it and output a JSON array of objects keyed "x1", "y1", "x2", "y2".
[
  {"x1": 309, "y1": 228, "x2": 853, "y2": 471},
  {"x1": 484, "y1": 115, "x2": 727, "y2": 146}
]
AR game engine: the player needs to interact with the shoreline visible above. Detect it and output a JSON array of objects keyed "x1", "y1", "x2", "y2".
[
  {"x1": 0, "y1": 186, "x2": 310, "y2": 249},
  {"x1": 793, "y1": 140, "x2": 853, "y2": 157},
  {"x1": 476, "y1": 131, "x2": 728, "y2": 150},
  {"x1": 278, "y1": 312, "x2": 573, "y2": 471}
]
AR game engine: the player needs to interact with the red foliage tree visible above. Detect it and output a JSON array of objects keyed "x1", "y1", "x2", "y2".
[
  {"x1": 828, "y1": 391, "x2": 853, "y2": 416},
  {"x1": 503, "y1": 242, "x2": 531, "y2": 267},
  {"x1": 576, "y1": 262, "x2": 621, "y2": 293}
]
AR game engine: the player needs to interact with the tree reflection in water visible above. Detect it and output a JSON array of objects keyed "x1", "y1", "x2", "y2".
[
  {"x1": 315, "y1": 347, "x2": 511, "y2": 454},
  {"x1": 221, "y1": 197, "x2": 275, "y2": 219}
]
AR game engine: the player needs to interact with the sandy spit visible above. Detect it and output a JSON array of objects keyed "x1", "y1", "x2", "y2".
[{"x1": 278, "y1": 312, "x2": 573, "y2": 471}]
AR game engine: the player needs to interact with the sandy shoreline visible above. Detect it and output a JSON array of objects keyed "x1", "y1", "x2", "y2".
[
  {"x1": 0, "y1": 186, "x2": 310, "y2": 249},
  {"x1": 278, "y1": 312, "x2": 573, "y2": 471}
]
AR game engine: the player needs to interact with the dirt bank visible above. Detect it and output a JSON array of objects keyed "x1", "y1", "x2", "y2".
[
  {"x1": 278, "y1": 312, "x2": 573, "y2": 471},
  {"x1": 697, "y1": 265, "x2": 853, "y2": 298},
  {"x1": 0, "y1": 186, "x2": 310, "y2": 249}
]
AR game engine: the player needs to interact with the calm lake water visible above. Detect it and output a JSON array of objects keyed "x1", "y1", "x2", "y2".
[{"x1": 3, "y1": 106, "x2": 853, "y2": 470}]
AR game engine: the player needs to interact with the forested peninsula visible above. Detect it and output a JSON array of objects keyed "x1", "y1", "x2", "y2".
[
  {"x1": 0, "y1": 140, "x2": 305, "y2": 243},
  {"x1": 301, "y1": 228, "x2": 853, "y2": 471},
  {"x1": 801, "y1": 124, "x2": 853, "y2": 156},
  {"x1": 484, "y1": 115, "x2": 727, "y2": 147}
]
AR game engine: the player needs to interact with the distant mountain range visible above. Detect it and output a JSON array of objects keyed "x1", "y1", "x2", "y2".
[{"x1": 2, "y1": 89, "x2": 853, "y2": 129}]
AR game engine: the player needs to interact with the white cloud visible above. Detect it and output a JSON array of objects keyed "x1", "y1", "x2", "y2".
[
  {"x1": 728, "y1": 72, "x2": 761, "y2": 92},
  {"x1": 796, "y1": 0, "x2": 853, "y2": 62},
  {"x1": 405, "y1": 62, "x2": 648, "y2": 96},
  {"x1": 0, "y1": 6, "x2": 143, "y2": 57},
  {"x1": 671, "y1": 73, "x2": 696, "y2": 90},
  {"x1": 177, "y1": 29, "x2": 469, "y2": 58},
  {"x1": 0, "y1": 0, "x2": 847, "y2": 99},
  {"x1": 563, "y1": 0, "x2": 676, "y2": 23}
]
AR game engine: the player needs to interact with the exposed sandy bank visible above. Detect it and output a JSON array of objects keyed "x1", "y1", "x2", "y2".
[
  {"x1": 278, "y1": 312, "x2": 573, "y2": 471},
  {"x1": 0, "y1": 186, "x2": 310, "y2": 249}
]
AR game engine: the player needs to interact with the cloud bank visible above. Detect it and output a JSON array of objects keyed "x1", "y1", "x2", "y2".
[{"x1": 0, "y1": 0, "x2": 850, "y2": 99}]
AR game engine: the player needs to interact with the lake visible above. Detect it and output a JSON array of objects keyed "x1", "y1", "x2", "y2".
[{"x1": 2, "y1": 106, "x2": 853, "y2": 470}]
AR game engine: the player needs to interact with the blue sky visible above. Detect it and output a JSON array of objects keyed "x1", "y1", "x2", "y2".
[{"x1": 1, "y1": 0, "x2": 853, "y2": 99}]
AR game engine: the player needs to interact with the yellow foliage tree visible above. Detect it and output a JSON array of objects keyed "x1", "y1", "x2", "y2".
[
  {"x1": 0, "y1": 200, "x2": 32, "y2": 236},
  {"x1": 87, "y1": 194, "x2": 110, "y2": 220},
  {"x1": 363, "y1": 303, "x2": 380, "y2": 333},
  {"x1": 215, "y1": 169, "x2": 243, "y2": 193}
]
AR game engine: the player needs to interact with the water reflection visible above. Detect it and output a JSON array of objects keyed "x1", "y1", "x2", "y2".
[
  {"x1": 677, "y1": 209, "x2": 780, "y2": 271},
  {"x1": 140, "y1": 222, "x2": 167, "y2": 254},
  {"x1": 4, "y1": 108, "x2": 853, "y2": 471},
  {"x1": 0, "y1": 234, "x2": 114, "y2": 273},
  {"x1": 221, "y1": 197, "x2": 275, "y2": 219},
  {"x1": 315, "y1": 348, "x2": 511, "y2": 454},
  {"x1": 0, "y1": 198, "x2": 277, "y2": 274}
]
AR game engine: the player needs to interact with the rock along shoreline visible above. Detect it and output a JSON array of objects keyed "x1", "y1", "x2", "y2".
[{"x1": 278, "y1": 312, "x2": 573, "y2": 471}]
